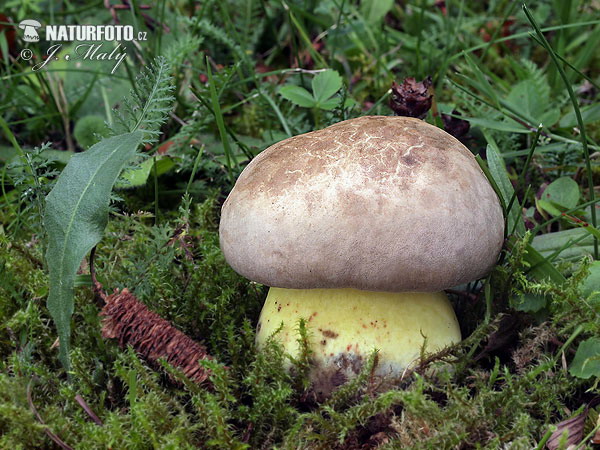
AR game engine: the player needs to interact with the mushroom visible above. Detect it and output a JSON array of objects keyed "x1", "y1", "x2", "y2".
[
  {"x1": 19, "y1": 19, "x2": 41, "y2": 43},
  {"x1": 219, "y1": 116, "x2": 503, "y2": 398}
]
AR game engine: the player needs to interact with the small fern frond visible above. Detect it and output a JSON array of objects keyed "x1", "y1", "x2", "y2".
[
  {"x1": 519, "y1": 58, "x2": 551, "y2": 100},
  {"x1": 8, "y1": 142, "x2": 58, "y2": 234},
  {"x1": 111, "y1": 56, "x2": 175, "y2": 145},
  {"x1": 191, "y1": 18, "x2": 247, "y2": 64},
  {"x1": 164, "y1": 35, "x2": 204, "y2": 69}
]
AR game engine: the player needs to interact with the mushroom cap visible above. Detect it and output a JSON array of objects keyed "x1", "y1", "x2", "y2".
[
  {"x1": 219, "y1": 116, "x2": 504, "y2": 292},
  {"x1": 19, "y1": 19, "x2": 41, "y2": 29}
]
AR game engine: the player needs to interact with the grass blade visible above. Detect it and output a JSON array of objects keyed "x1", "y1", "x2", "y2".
[
  {"x1": 481, "y1": 132, "x2": 526, "y2": 236},
  {"x1": 523, "y1": 4, "x2": 597, "y2": 258},
  {"x1": 206, "y1": 59, "x2": 235, "y2": 185}
]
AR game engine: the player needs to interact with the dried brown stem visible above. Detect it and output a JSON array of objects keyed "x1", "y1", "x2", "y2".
[
  {"x1": 27, "y1": 380, "x2": 74, "y2": 450},
  {"x1": 74, "y1": 394, "x2": 104, "y2": 426}
]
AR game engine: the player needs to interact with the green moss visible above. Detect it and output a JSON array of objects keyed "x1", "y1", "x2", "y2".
[{"x1": 1, "y1": 204, "x2": 598, "y2": 448}]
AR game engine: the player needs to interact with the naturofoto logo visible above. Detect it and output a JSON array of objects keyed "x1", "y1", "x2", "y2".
[{"x1": 17, "y1": 20, "x2": 147, "y2": 74}]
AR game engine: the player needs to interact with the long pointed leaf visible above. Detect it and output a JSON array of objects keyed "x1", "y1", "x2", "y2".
[
  {"x1": 44, "y1": 131, "x2": 143, "y2": 369},
  {"x1": 483, "y1": 139, "x2": 526, "y2": 236}
]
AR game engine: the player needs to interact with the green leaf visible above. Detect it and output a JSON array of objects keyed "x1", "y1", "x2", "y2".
[
  {"x1": 115, "y1": 156, "x2": 175, "y2": 189},
  {"x1": 360, "y1": 0, "x2": 394, "y2": 24},
  {"x1": 570, "y1": 337, "x2": 600, "y2": 379},
  {"x1": 505, "y1": 79, "x2": 559, "y2": 127},
  {"x1": 461, "y1": 53, "x2": 500, "y2": 106},
  {"x1": 44, "y1": 131, "x2": 143, "y2": 369},
  {"x1": 206, "y1": 61, "x2": 235, "y2": 185},
  {"x1": 532, "y1": 228, "x2": 593, "y2": 262},
  {"x1": 0, "y1": 146, "x2": 73, "y2": 165},
  {"x1": 506, "y1": 236, "x2": 566, "y2": 284},
  {"x1": 512, "y1": 293, "x2": 547, "y2": 313},
  {"x1": 581, "y1": 261, "x2": 600, "y2": 297},
  {"x1": 540, "y1": 177, "x2": 580, "y2": 213},
  {"x1": 466, "y1": 117, "x2": 529, "y2": 133},
  {"x1": 74, "y1": 274, "x2": 92, "y2": 287},
  {"x1": 43, "y1": 149, "x2": 74, "y2": 166},
  {"x1": 311, "y1": 70, "x2": 342, "y2": 105},
  {"x1": 536, "y1": 200, "x2": 561, "y2": 217},
  {"x1": 111, "y1": 56, "x2": 175, "y2": 145},
  {"x1": 318, "y1": 97, "x2": 342, "y2": 111},
  {"x1": 559, "y1": 103, "x2": 600, "y2": 128},
  {"x1": 566, "y1": 218, "x2": 600, "y2": 242},
  {"x1": 524, "y1": 241, "x2": 567, "y2": 284},
  {"x1": 279, "y1": 85, "x2": 316, "y2": 108},
  {"x1": 484, "y1": 143, "x2": 526, "y2": 235}
]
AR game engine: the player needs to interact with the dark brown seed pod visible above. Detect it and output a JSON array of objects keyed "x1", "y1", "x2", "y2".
[
  {"x1": 389, "y1": 77, "x2": 433, "y2": 119},
  {"x1": 100, "y1": 288, "x2": 211, "y2": 385}
]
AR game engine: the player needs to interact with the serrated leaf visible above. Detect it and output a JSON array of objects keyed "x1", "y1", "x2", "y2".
[
  {"x1": 44, "y1": 131, "x2": 143, "y2": 369},
  {"x1": 570, "y1": 337, "x2": 600, "y2": 379},
  {"x1": 279, "y1": 85, "x2": 316, "y2": 108},
  {"x1": 311, "y1": 70, "x2": 342, "y2": 105},
  {"x1": 0, "y1": 146, "x2": 73, "y2": 165},
  {"x1": 506, "y1": 79, "x2": 554, "y2": 126},
  {"x1": 111, "y1": 57, "x2": 174, "y2": 144}
]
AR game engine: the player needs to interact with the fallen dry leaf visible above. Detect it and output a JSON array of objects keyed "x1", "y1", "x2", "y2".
[
  {"x1": 546, "y1": 409, "x2": 587, "y2": 450},
  {"x1": 592, "y1": 413, "x2": 600, "y2": 444}
]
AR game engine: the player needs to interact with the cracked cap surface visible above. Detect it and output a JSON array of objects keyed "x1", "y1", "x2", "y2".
[{"x1": 219, "y1": 116, "x2": 504, "y2": 292}]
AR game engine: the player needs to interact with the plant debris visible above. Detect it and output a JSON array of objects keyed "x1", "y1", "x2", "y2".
[
  {"x1": 27, "y1": 381, "x2": 73, "y2": 450},
  {"x1": 389, "y1": 77, "x2": 433, "y2": 119},
  {"x1": 91, "y1": 247, "x2": 212, "y2": 386},
  {"x1": 100, "y1": 288, "x2": 212, "y2": 385},
  {"x1": 546, "y1": 408, "x2": 587, "y2": 450},
  {"x1": 474, "y1": 313, "x2": 525, "y2": 362}
]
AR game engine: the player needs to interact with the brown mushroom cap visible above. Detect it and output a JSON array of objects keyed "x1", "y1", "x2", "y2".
[{"x1": 219, "y1": 116, "x2": 504, "y2": 292}]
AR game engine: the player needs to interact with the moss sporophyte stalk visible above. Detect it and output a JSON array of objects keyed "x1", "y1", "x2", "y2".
[{"x1": 219, "y1": 116, "x2": 504, "y2": 397}]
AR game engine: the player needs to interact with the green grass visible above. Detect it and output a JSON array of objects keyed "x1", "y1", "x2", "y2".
[{"x1": 1, "y1": 0, "x2": 600, "y2": 448}]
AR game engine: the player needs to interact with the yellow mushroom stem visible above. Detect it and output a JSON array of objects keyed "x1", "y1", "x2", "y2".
[{"x1": 256, "y1": 287, "x2": 461, "y2": 397}]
